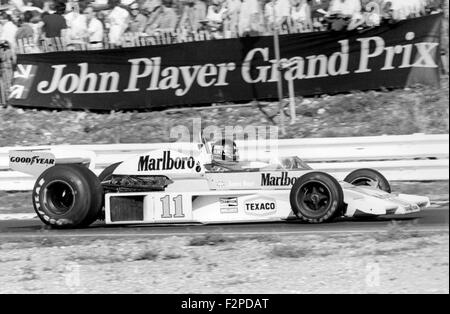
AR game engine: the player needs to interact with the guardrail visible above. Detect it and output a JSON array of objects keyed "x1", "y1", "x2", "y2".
[{"x1": 0, "y1": 134, "x2": 448, "y2": 191}]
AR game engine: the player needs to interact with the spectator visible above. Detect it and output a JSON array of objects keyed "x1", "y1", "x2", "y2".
[
  {"x1": 83, "y1": 5, "x2": 103, "y2": 48},
  {"x1": 0, "y1": 0, "x2": 442, "y2": 53},
  {"x1": 42, "y1": 0, "x2": 54, "y2": 13},
  {"x1": 326, "y1": 0, "x2": 362, "y2": 30},
  {"x1": 0, "y1": 10, "x2": 18, "y2": 49},
  {"x1": 30, "y1": 9, "x2": 43, "y2": 36},
  {"x1": 387, "y1": 0, "x2": 426, "y2": 20},
  {"x1": 15, "y1": 9, "x2": 43, "y2": 51},
  {"x1": 179, "y1": 0, "x2": 206, "y2": 32},
  {"x1": 41, "y1": 1, "x2": 67, "y2": 38},
  {"x1": 224, "y1": 0, "x2": 240, "y2": 35},
  {"x1": 289, "y1": 0, "x2": 312, "y2": 31},
  {"x1": 381, "y1": 0, "x2": 394, "y2": 20},
  {"x1": 11, "y1": 0, "x2": 24, "y2": 10},
  {"x1": 91, "y1": 0, "x2": 110, "y2": 10},
  {"x1": 264, "y1": 0, "x2": 291, "y2": 31},
  {"x1": 238, "y1": 0, "x2": 262, "y2": 36},
  {"x1": 107, "y1": 0, "x2": 129, "y2": 45},
  {"x1": 65, "y1": 0, "x2": 88, "y2": 42},
  {"x1": 142, "y1": 0, "x2": 160, "y2": 11},
  {"x1": 15, "y1": 9, "x2": 34, "y2": 39},
  {"x1": 145, "y1": 0, "x2": 178, "y2": 34},
  {"x1": 127, "y1": 1, "x2": 146, "y2": 32},
  {"x1": 205, "y1": 0, "x2": 227, "y2": 37},
  {"x1": 328, "y1": 0, "x2": 361, "y2": 16}
]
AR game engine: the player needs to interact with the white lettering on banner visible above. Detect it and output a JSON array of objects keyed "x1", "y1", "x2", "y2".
[
  {"x1": 241, "y1": 48, "x2": 270, "y2": 83},
  {"x1": 355, "y1": 36, "x2": 385, "y2": 73},
  {"x1": 124, "y1": 58, "x2": 236, "y2": 96},
  {"x1": 37, "y1": 63, "x2": 119, "y2": 94},
  {"x1": 356, "y1": 32, "x2": 438, "y2": 73},
  {"x1": 328, "y1": 39, "x2": 350, "y2": 76},
  {"x1": 412, "y1": 42, "x2": 439, "y2": 68},
  {"x1": 125, "y1": 57, "x2": 153, "y2": 92},
  {"x1": 33, "y1": 31, "x2": 438, "y2": 96}
]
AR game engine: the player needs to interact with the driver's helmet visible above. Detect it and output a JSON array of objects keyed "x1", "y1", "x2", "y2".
[{"x1": 212, "y1": 139, "x2": 239, "y2": 162}]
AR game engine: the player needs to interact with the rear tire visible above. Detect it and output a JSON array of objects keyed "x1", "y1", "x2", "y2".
[
  {"x1": 32, "y1": 164, "x2": 103, "y2": 228},
  {"x1": 290, "y1": 171, "x2": 344, "y2": 223},
  {"x1": 344, "y1": 168, "x2": 391, "y2": 193}
]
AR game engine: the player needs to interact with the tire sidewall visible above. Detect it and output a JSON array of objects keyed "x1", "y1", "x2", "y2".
[
  {"x1": 344, "y1": 168, "x2": 391, "y2": 193},
  {"x1": 290, "y1": 172, "x2": 344, "y2": 223},
  {"x1": 77, "y1": 166, "x2": 103, "y2": 227},
  {"x1": 32, "y1": 165, "x2": 101, "y2": 228}
]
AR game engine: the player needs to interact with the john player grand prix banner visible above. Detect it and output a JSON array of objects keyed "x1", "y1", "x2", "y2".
[{"x1": 9, "y1": 14, "x2": 442, "y2": 110}]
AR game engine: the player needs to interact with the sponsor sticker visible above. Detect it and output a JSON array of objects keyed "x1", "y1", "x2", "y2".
[
  {"x1": 9, "y1": 151, "x2": 56, "y2": 177},
  {"x1": 9, "y1": 156, "x2": 55, "y2": 166},
  {"x1": 137, "y1": 150, "x2": 202, "y2": 172},
  {"x1": 261, "y1": 172, "x2": 297, "y2": 186},
  {"x1": 220, "y1": 197, "x2": 238, "y2": 214},
  {"x1": 244, "y1": 196, "x2": 277, "y2": 216}
]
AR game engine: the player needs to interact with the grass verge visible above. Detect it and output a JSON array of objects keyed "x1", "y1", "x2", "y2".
[{"x1": 0, "y1": 77, "x2": 448, "y2": 147}]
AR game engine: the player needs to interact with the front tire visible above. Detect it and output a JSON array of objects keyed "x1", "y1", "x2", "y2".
[
  {"x1": 32, "y1": 164, "x2": 103, "y2": 228},
  {"x1": 344, "y1": 168, "x2": 391, "y2": 193},
  {"x1": 290, "y1": 171, "x2": 344, "y2": 223}
]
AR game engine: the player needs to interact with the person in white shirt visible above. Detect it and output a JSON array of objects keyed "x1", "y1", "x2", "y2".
[
  {"x1": 328, "y1": 0, "x2": 362, "y2": 18},
  {"x1": 206, "y1": 1, "x2": 227, "y2": 25},
  {"x1": 289, "y1": 0, "x2": 312, "y2": 32},
  {"x1": 65, "y1": 2, "x2": 88, "y2": 43},
  {"x1": 264, "y1": 0, "x2": 291, "y2": 30},
  {"x1": 83, "y1": 5, "x2": 104, "y2": 49},
  {"x1": 238, "y1": 0, "x2": 262, "y2": 36},
  {"x1": 387, "y1": 0, "x2": 426, "y2": 20},
  {"x1": 326, "y1": 0, "x2": 362, "y2": 31},
  {"x1": 225, "y1": 0, "x2": 241, "y2": 35},
  {"x1": 107, "y1": 0, "x2": 129, "y2": 46},
  {"x1": 205, "y1": 0, "x2": 228, "y2": 38},
  {"x1": 10, "y1": 0, "x2": 24, "y2": 11},
  {"x1": 0, "y1": 11, "x2": 18, "y2": 51}
]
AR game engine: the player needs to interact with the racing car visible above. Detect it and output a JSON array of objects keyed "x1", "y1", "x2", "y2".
[{"x1": 9, "y1": 138, "x2": 430, "y2": 228}]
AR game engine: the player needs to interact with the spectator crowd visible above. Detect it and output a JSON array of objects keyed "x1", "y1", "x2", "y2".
[{"x1": 0, "y1": 0, "x2": 446, "y2": 52}]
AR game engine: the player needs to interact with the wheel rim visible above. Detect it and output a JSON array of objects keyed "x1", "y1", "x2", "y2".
[
  {"x1": 350, "y1": 176, "x2": 380, "y2": 189},
  {"x1": 298, "y1": 181, "x2": 332, "y2": 217},
  {"x1": 43, "y1": 180, "x2": 75, "y2": 215}
]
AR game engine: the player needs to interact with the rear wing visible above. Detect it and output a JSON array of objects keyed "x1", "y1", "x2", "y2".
[{"x1": 9, "y1": 148, "x2": 96, "y2": 177}]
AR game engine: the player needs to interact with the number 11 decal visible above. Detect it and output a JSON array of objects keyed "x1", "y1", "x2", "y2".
[{"x1": 160, "y1": 195, "x2": 185, "y2": 218}]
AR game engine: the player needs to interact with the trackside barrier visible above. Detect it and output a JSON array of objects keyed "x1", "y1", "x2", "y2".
[{"x1": 0, "y1": 134, "x2": 448, "y2": 191}]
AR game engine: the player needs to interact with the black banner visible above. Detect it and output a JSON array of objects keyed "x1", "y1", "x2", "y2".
[{"x1": 8, "y1": 14, "x2": 442, "y2": 110}]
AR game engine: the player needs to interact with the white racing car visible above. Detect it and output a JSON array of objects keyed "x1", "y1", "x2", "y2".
[{"x1": 9, "y1": 138, "x2": 430, "y2": 228}]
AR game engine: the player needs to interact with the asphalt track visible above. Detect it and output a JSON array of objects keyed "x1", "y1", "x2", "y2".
[{"x1": 0, "y1": 206, "x2": 448, "y2": 239}]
